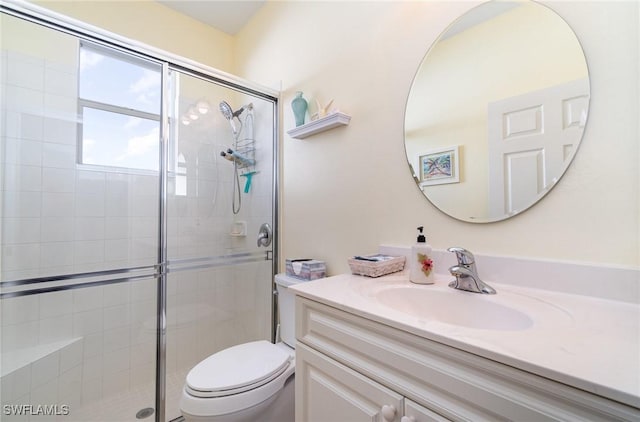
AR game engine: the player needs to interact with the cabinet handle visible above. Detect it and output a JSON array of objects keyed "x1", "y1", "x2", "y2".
[
  {"x1": 381, "y1": 404, "x2": 396, "y2": 421},
  {"x1": 401, "y1": 417, "x2": 416, "y2": 422}
]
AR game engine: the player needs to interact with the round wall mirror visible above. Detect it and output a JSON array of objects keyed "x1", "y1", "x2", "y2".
[{"x1": 404, "y1": 0, "x2": 589, "y2": 223}]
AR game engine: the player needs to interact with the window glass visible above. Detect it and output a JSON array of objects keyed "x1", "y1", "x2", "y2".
[
  {"x1": 78, "y1": 43, "x2": 161, "y2": 171},
  {"x1": 81, "y1": 107, "x2": 159, "y2": 171},
  {"x1": 80, "y1": 44, "x2": 161, "y2": 114}
]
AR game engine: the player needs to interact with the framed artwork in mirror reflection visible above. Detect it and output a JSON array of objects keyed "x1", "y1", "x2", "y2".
[{"x1": 419, "y1": 145, "x2": 460, "y2": 186}]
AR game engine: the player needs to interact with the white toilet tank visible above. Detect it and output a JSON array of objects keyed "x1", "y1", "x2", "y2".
[{"x1": 274, "y1": 273, "x2": 305, "y2": 348}]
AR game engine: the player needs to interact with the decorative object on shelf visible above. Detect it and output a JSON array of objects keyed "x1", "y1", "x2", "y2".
[
  {"x1": 287, "y1": 111, "x2": 351, "y2": 139},
  {"x1": 291, "y1": 91, "x2": 308, "y2": 127},
  {"x1": 311, "y1": 99, "x2": 334, "y2": 121}
]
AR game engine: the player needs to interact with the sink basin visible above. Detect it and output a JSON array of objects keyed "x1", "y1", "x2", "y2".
[{"x1": 374, "y1": 286, "x2": 534, "y2": 331}]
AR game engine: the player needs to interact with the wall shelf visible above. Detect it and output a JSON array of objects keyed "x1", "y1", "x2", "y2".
[{"x1": 287, "y1": 112, "x2": 351, "y2": 139}]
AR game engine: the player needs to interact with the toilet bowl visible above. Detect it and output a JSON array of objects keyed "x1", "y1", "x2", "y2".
[{"x1": 180, "y1": 274, "x2": 302, "y2": 422}]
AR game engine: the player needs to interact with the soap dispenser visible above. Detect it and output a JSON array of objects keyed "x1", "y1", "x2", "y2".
[{"x1": 410, "y1": 226, "x2": 434, "y2": 285}]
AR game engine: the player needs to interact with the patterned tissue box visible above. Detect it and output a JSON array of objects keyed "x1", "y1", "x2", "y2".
[{"x1": 285, "y1": 259, "x2": 326, "y2": 280}]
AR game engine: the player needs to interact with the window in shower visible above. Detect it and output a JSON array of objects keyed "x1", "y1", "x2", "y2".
[{"x1": 78, "y1": 41, "x2": 161, "y2": 171}]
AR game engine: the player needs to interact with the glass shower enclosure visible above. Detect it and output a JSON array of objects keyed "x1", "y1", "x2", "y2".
[{"x1": 0, "y1": 4, "x2": 278, "y2": 421}]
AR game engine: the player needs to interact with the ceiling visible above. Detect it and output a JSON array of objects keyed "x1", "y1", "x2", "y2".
[{"x1": 157, "y1": 1, "x2": 266, "y2": 35}]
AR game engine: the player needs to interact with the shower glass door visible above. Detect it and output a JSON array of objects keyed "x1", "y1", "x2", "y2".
[
  {"x1": 1, "y1": 12, "x2": 160, "y2": 422},
  {"x1": 1, "y1": 5, "x2": 278, "y2": 422},
  {"x1": 162, "y1": 69, "x2": 276, "y2": 420}
]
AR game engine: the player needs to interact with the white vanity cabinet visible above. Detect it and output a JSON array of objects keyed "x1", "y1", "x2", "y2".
[{"x1": 295, "y1": 296, "x2": 640, "y2": 422}]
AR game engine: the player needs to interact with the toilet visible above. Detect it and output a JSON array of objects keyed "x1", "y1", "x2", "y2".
[{"x1": 179, "y1": 273, "x2": 301, "y2": 422}]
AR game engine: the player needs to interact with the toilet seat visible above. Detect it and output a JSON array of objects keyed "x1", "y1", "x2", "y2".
[{"x1": 185, "y1": 340, "x2": 292, "y2": 398}]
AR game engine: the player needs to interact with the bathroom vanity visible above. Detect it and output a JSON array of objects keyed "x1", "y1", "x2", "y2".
[{"x1": 291, "y1": 273, "x2": 640, "y2": 421}]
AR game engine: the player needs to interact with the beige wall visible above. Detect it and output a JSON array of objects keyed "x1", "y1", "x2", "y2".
[
  {"x1": 25, "y1": 0, "x2": 640, "y2": 274},
  {"x1": 33, "y1": 0, "x2": 235, "y2": 72},
  {"x1": 235, "y1": 1, "x2": 639, "y2": 274}
]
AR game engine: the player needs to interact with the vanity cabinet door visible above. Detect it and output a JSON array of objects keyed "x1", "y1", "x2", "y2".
[
  {"x1": 296, "y1": 343, "x2": 404, "y2": 422},
  {"x1": 403, "y1": 399, "x2": 450, "y2": 422}
]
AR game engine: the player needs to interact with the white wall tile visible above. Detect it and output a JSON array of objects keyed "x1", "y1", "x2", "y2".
[
  {"x1": 2, "y1": 137, "x2": 43, "y2": 166},
  {"x1": 81, "y1": 379, "x2": 103, "y2": 405},
  {"x1": 104, "y1": 217, "x2": 130, "y2": 239},
  {"x1": 102, "y1": 347, "x2": 130, "y2": 375},
  {"x1": 43, "y1": 117, "x2": 76, "y2": 145},
  {"x1": 130, "y1": 195, "x2": 157, "y2": 217},
  {"x1": 18, "y1": 113, "x2": 44, "y2": 141},
  {"x1": 40, "y1": 241, "x2": 74, "y2": 268},
  {"x1": 59, "y1": 340, "x2": 83, "y2": 373},
  {"x1": 44, "y1": 67, "x2": 76, "y2": 97},
  {"x1": 82, "y1": 355, "x2": 103, "y2": 383},
  {"x1": 73, "y1": 240, "x2": 104, "y2": 265},
  {"x1": 42, "y1": 142, "x2": 75, "y2": 168},
  {"x1": 102, "y1": 369, "x2": 130, "y2": 398},
  {"x1": 72, "y1": 287, "x2": 103, "y2": 314},
  {"x1": 74, "y1": 217, "x2": 105, "y2": 241},
  {"x1": 72, "y1": 309, "x2": 104, "y2": 337},
  {"x1": 41, "y1": 192, "x2": 74, "y2": 217},
  {"x1": 82, "y1": 332, "x2": 103, "y2": 359},
  {"x1": 0, "y1": 295, "x2": 39, "y2": 326},
  {"x1": 42, "y1": 168, "x2": 75, "y2": 192},
  {"x1": 7, "y1": 57, "x2": 44, "y2": 91},
  {"x1": 130, "y1": 362, "x2": 154, "y2": 388},
  {"x1": 129, "y1": 341, "x2": 154, "y2": 370},
  {"x1": 102, "y1": 283, "x2": 130, "y2": 307},
  {"x1": 74, "y1": 193, "x2": 105, "y2": 217},
  {"x1": 105, "y1": 196, "x2": 129, "y2": 217},
  {"x1": 2, "y1": 217, "x2": 41, "y2": 244},
  {"x1": 38, "y1": 314, "x2": 73, "y2": 344},
  {"x1": 103, "y1": 326, "x2": 130, "y2": 353},
  {"x1": 76, "y1": 170, "x2": 105, "y2": 194},
  {"x1": 0, "y1": 365, "x2": 31, "y2": 402},
  {"x1": 30, "y1": 377, "x2": 59, "y2": 411},
  {"x1": 1, "y1": 321, "x2": 38, "y2": 351},
  {"x1": 39, "y1": 291, "x2": 73, "y2": 318},
  {"x1": 1, "y1": 243, "x2": 41, "y2": 272},
  {"x1": 31, "y1": 351, "x2": 60, "y2": 388},
  {"x1": 104, "y1": 239, "x2": 130, "y2": 263},
  {"x1": 57, "y1": 364, "x2": 82, "y2": 408},
  {"x1": 103, "y1": 304, "x2": 130, "y2": 331},
  {"x1": 3, "y1": 164, "x2": 42, "y2": 192},
  {"x1": 4, "y1": 85, "x2": 44, "y2": 115},
  {"x1": 2, "y1": 191, "x2": 41, "y2": 217},
  {"x1": 40, "y1": 218, "x2": 74, "y2": 242},
  {"x1": 130, "y1": 279, "x2": 156, "y2": 304},
  {"x1": 44, "y1": 94, "x2": 77, "y2": 123}
]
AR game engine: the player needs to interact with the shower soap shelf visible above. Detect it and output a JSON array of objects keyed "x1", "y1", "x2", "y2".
[{"x1": 287, "y1": 111, "x2": 351, "y2": 139}]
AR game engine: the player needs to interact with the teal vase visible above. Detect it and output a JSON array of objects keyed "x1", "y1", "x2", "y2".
[{"x1": 291, "y1": 91, "x2": 308, "y2": 127}]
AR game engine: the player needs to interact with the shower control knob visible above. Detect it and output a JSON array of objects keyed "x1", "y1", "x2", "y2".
[
  {"x1": 381, "y1": 404, "x2": 396, "y2": 421},
  {"x1": 257, "y1": 223, "x2": 272, "y2": 247}
]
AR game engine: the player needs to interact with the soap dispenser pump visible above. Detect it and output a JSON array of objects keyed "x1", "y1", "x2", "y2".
[{"x1": 410, "y1": 226, "x2": 434, "y2": 285}]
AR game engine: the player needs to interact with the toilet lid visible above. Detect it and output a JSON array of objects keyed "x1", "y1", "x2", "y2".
[{"x1": 186, "y1": 340, "x2": 292, "y2": 394}]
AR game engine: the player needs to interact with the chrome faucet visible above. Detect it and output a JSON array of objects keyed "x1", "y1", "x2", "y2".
[{"x1": 447, "y1": 247, "x2": 496, "y2": 294}]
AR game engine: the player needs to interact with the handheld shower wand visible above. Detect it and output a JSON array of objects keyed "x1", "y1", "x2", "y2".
[
  {"x1": 219, "y1": 101, "x2": 254, "y2": 214},
  {"x1": 219, "y1": 101, "x2": 253, "y2": 136}
]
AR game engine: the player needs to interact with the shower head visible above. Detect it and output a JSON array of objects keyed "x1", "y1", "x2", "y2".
[
  {"x1": 219, "y1": 101, "x2": 253, "y2": 120},
  {"x1": 219, "y1": 101, "x2": 234, "y2": 121}
]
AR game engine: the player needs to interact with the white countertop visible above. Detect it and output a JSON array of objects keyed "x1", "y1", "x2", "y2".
[{"x1": 290, "y1": 272, "x2": 640, "y2": 409}]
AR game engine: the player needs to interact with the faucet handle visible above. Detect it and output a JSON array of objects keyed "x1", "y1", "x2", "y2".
[{"x1": 447, "y1": 247, "x2": 475, "y2": 265}]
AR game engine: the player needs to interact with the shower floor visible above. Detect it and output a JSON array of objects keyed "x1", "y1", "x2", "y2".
[{"x1": 67, "y1": 368, "x2": 188, "y2": 422}]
